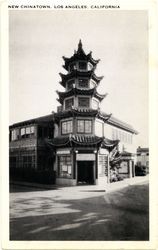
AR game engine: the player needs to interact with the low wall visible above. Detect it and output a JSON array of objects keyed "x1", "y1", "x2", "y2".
[{"x1": 56, "y1": 178, "x2": 77, "y2": 186}]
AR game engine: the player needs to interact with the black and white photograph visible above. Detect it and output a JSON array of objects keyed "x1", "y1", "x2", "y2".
[{"x1": 2, "y1": 1, "x2": 157, "y2": 248}]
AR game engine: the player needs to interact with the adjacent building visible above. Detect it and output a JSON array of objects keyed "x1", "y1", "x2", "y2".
[
  {"x1": 9, "y1": 40, "x2": 138, "y2": 186},
  {"x1": 136, "y1": 147, "x2": 149, "y2": 174},
  {"x1": 9, "y1": 115, "x2": 54, "y2": 171}
]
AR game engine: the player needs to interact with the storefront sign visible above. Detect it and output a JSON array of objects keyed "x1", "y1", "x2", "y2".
[
  {"x1": 57, "y1": 150, "x2": 70, "y2": 155},
  {"x1": 98, "y1": 154, "x2": 108, "y2": 177},
  {"x1": 76, "y1": 154, "x2": 95, "y2": 161}
]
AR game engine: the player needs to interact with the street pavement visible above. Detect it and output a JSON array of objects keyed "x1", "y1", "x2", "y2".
[{"x1": 10, "y1": 176, "x2": 149, "y2": 241}]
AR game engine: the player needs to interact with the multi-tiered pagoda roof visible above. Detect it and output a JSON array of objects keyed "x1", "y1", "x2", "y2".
[
  {"x1": 62, "y1": 39, "x2": 100, "y2": 71},
  {"x1": 50, "y1": 40, "x2": 137, "y2": 151},
  {"x1": 56, "y1": 87, "x2": 107, "y2": 104}
]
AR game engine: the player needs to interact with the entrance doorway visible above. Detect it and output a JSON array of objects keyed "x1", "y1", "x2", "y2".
[{"x1": 77, "y1": 161, "x2": 94, "y2": 185}]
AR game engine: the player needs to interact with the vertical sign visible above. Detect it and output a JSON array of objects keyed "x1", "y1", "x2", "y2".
[{"x1": 98, "y1": 155, "x2": 108, "y2": 177}]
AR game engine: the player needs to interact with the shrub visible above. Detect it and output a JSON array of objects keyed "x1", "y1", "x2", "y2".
[{"x1": 135, "y1": 165, "x2": 147, "y2": 176}]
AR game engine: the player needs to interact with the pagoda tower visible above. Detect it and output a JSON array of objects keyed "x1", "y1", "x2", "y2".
[{"x1": 49, "y1": 40, "x2": 119, "y2": 186}]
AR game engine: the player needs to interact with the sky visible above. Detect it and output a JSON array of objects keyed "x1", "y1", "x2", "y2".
[{"x1": 9, "y1": 10, "x2": 148, "y2": 147}]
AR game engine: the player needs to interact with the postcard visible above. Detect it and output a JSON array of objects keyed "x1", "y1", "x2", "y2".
[{"x1": 1, "y1": 0, "x2": 158, "y2": 249}]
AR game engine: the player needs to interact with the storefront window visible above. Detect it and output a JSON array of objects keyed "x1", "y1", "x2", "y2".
[
  {"x1": 61, "y1": 120, "x2": 73, "y2": 134},
  {"x1": 77, "y1": 120, "x2": 92, "y2": 133},
  {"x1": 58, "y1": 155, "x2": 72, "y2": 177}
]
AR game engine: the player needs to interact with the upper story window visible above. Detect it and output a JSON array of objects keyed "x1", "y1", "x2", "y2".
[
  {"x1": 25, "y1": 126, "x2": 35, "y2": 138},
  {"x1": 61, "y1": 120, "x2": 73, "y2": 134},
  {"x1": 78, "y1": 78, "x2": 89, "y2": 88},
  {"x1": 67, "y1": 79, "x2": 75, "y2": 90},
  {"x1": 65, "y1": 98, "x2": 74, "y2": 110},
  {"x1": 69, "y1": 62, "x2": 77, "y2": 72},
  {"x1": 78, "y1": 97, "x2": 90, "y2": 108},
  {"x1": 78, "y1": 61, "x2": 87, "y2": 71},
  {"x1": 77, "y1": 120, "x2": 92, "y2": 133},
  {"x1": 10, "y1": 126, "x2": 35, "y2": 141},
  {"x1": 11, "y1": 129, "x2": 19, "y2": 141},
  {"x1": 20, "y1": 126, "x2": 35, "y2": 139}
]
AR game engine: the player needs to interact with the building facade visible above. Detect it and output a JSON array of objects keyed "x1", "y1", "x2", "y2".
[
  {"x1": 9, "y1": 115, "x2": 54, "y2": 171},
  {"x1": 136, "y1": 147, "x2": 149, "y2": 174},
  {"x1": 47, "y1": 40, "x2": 138, "y2": 186},
  {"x1": 9, "y1": 41, "x2": 138, "y2": 186}
]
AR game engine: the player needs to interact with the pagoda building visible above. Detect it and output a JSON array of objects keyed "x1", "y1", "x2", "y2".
[
  {"x1": 47, "y1": 40, "x2": 135, "y2": 186},
  {"x1": 9, "y1": 40, "x2": 138, "y2": 185}
]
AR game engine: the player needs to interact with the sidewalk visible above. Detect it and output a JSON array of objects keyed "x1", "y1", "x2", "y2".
[
  {"x1": 105, "y1": 175, "x2": 149, "y2": 193},
  {"x1": 10, "y1": 175, "x2": 149, "y2": 192}
]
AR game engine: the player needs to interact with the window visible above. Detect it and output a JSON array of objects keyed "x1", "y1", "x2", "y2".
[
  {"x1": 20, "y1": 128, "x2": 25, "y2": 138},
  {"x1": 25, "y1": 126, "x2": 35, "y2": 138},
  {"x1": 78, "y1": 78, "x2": 89, "y2": 88},
  {"x1": 69, "y1": 62, "x2": 76, "y2": 72},
  {"x1": 79, "y1": 61, "x2": 87, "y2": 70},
  {"x1": 58, "y1": 155, "x2": 72, "y2": 177},
  {"x1": 20, "y1": 126, "x2": 35, "y2": 139},
  {"x1": 61, "y1": 120, "x2": 73, "y2": 134},
  {"x1": 67, "y1": 79, "x2": 75, "y2": 90},
  {"x1": 78, "y1": 97, "x2": 89, "y2": 108},
  {"x1": 11, "y1": 129, "x2": 19, "y2": 141},
  {"x1": 65, "y1": 98, "x2": 74, "y2": 110},
  {"x1": 22, "y1": 155, "x2": 35, "y2": 168},
  {"x1": 77, "y1": 120, "x2": 92, "y2": 133}
]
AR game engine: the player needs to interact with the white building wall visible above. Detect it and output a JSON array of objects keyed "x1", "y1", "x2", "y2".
[
  {"x1": 95, "y1": 119, "x2": 104, "y2": 137},
  {"x1": 104, "y1": 122, "x2": 137, "y2": 154}
]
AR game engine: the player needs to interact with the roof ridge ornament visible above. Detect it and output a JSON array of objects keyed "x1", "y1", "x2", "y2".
[{"x1": 78, "y1": 39, "x2": 83, "y2": 50}]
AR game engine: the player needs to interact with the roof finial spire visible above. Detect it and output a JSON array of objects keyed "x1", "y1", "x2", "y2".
[{"x1": 78, "y1": 39, "x2": 82, "y2": 50}]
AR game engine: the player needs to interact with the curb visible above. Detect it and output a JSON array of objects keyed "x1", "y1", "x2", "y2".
[{"x1": 10, "y1": 176, "x2": 149, "y2": 192}]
